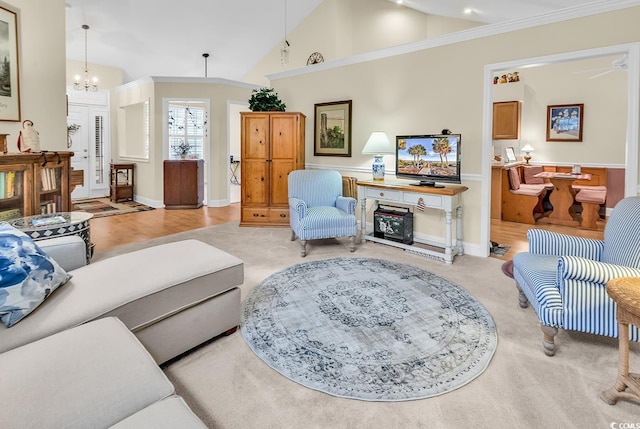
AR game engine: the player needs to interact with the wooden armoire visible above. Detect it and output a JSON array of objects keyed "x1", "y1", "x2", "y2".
[{"x1": 240, "y1": 112, "x2": 305, "y2": 226}]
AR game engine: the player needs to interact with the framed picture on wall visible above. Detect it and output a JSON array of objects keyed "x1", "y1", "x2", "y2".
[
  {"x1": 0, "y1": 5, "x2": 20, "y2": 122},
  {"x1": 546, "y1": 104, "x2": 583, "y2": 142},
  {"x1": 314, "y1": 100, "x2": 352, "y2": 156}
]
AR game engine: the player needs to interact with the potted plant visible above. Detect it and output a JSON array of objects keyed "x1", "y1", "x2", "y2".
[{"x1": 248, "y1": 87, "x2": 286, "y2": 112}]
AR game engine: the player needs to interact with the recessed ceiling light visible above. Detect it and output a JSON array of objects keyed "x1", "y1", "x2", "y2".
[{"x1": 464, "y1": 8, "x2": 474, "y2": 15}]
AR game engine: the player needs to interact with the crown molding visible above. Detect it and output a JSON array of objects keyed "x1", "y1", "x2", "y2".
[
  {"x1": 113, "y1": 76, "x2": 260, "y2": 93},
  {"x1": 267, "y1": 0, "x2": 640, "y2": 81}
]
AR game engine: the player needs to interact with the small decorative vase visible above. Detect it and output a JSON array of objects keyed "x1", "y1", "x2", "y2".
[{"x1": 371, "y1": 155, "x2": 385, "y2": 181}]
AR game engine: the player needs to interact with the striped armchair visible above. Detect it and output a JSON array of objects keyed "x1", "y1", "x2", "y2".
[
  {"x1": 513, "y1": 196, "x2": 640, "y2": 356},
  {"x1": 288, "y1": 170, "x2": 358, "y2": 257}
]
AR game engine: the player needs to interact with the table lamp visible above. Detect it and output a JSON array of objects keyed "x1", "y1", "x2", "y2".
[
  {"x1": 521, "y1": 144, "x2": 534, "y2": 165},
  {"x1": 362, "y1": 131, "x2": 394, "y2": 181}
]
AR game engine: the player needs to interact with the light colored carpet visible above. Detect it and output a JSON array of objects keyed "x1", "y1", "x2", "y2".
[
  {"x1": 94, "y1": 223, "x2": 640, "y2": 429},
  {"x1": 241, "y1": 257, "x2": 497, "y2": 401}
]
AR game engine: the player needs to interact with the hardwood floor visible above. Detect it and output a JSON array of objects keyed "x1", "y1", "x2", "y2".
[
  {"x1": 489, "y1": 217, "x2": 604, "y2": 261},
  {"x1": 90, "y1": 203, "x2": 241, "y2": 253},
  {"x1": 87, "y1": 202, "x2": 604, "y2": 260}
]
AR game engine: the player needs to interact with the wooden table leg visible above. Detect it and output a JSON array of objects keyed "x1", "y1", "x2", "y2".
[{"x1": 540, "y1": 177, "x2": 579, "y2": 226}]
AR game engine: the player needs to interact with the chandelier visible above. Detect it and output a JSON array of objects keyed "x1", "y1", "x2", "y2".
[{"x1": 73, "y1": 24, "x2": 98, "y2": 92}]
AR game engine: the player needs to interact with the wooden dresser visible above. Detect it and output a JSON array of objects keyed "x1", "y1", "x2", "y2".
[{"x1": 163, "y1": 159, "x2": 204, "y2": 209}]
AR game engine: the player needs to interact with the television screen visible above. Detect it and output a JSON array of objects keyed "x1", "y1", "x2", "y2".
[{"x1": 395, "y1": 134, "x2": 462, "y2": 187}]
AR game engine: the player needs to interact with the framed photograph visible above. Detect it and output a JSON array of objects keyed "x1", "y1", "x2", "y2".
[
  {"x1": 0, "y1": 5, "x2": 20, "y2": 121},
  {"x1": 505, "y1": 147, "x2": 517, "y2": 163},
  {"x1": 314, "y1": 100, "x2": 352, "y2": 156},
  {"x1": 546, "y1": 104, "x2": 583, "y2": 142}
]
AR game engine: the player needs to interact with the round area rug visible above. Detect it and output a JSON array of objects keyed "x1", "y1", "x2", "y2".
[{"x1": 241, "y1": 258, "x2": 497, "y2": 401}]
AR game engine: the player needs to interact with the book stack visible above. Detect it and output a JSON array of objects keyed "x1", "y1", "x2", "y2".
[
  {"x1": 39, "y1": 194, "x2": 61, "y2": 214},
  {"x1": 0, "y1": 171, "x2": 21, "y2": 199},
  {"x1": 40, "y1": 168, "x2": 58, "y2": 191}
]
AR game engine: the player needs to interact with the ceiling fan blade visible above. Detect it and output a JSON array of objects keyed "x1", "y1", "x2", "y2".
[
  {"x1": 589, "y1": 69, "x2": 615, "y2": 79},
  {"x1": 573, "y1": 67, "x2": 608, "y2": 74}
]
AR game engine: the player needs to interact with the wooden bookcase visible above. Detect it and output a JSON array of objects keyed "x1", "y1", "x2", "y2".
[
  {"x1": 0, "y1": 152, "x2": 73, "y2": 220},
  {"x1": 110, "y1": 163, "x2": 135, "y2": 202}
]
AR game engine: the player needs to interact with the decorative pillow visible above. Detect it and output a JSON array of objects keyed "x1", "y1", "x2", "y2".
[
  {"x1": 0, "y1": 223, "x2": 71, "y2": 328},
  {"x1": 508, "y1": 167, "x2": 521, "y2": 190},
  {"x1": 523, "y1": 166, "x2": 544, "y2": 184}
]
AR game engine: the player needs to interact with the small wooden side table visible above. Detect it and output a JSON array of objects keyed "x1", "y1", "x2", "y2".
[
  {"x1": 110, "y1": 163, "x2": 134, "y2": 202},
  {"x1": 601, "y1": 277, "x2": 640, "y2": 405}
]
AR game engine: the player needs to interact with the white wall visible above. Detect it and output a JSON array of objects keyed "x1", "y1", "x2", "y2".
[
  {"x1": 0, "y1": 0, "x2": 66, "y2": 152},
  {"x1": 259, "y1": 6, "x2": 640, "y2": 255},
  {"x1": 111, "y1": 78, "x2": 257, "y2": 206},
  {"x1": 492, "y1": 55, "x2": 627, "y2": 165}
]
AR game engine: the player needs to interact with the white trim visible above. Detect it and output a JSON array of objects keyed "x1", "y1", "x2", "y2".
[
  {"x1": 114, "y1": 76, "x2": 260, "y2": 93},
  {"x1": 481, "y1": 42, "x2": 640, "y2": 258},
  {"x1": 267, "y1": 1, "x2": 640, "y2": 81}
]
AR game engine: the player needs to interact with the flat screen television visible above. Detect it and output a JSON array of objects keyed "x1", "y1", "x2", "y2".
[{"x1": 395, "y1": 134, "x2": 462, "y2": 187}]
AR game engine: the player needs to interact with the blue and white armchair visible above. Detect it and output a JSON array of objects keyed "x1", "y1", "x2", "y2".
[
  {"x1": 288, "y1": 170, "x2": 358, "y2": 257},
  {"x1": 513, "y1": 196, "x2": 640, "y2": 356}
]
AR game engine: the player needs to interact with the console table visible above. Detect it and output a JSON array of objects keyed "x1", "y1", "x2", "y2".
[{"x1": 358, "y1": 181, "x2": 467, "y2": 264}]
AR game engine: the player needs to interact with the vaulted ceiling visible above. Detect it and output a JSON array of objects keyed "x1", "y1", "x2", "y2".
[{"x1": 64, "y1": 0, "x2": 597, "y2": 83}]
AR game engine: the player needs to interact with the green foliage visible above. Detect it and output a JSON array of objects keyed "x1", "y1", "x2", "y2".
[{"x1": 248, "y1": 87, "x2": 286, "y2": 112}]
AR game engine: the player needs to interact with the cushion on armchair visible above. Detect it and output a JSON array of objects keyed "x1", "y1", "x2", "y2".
[{"x1": 0, "y1": 223, "x2": 71, "y2": 327}]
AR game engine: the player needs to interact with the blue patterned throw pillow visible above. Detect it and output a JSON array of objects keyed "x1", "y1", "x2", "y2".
[{"x1": 0, "y1": 222, "x2": 71, "y2": 327}]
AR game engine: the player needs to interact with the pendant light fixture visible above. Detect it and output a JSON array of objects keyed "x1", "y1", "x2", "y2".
[
  {"x1": 203, "y1": 53, "x2": 210, "y2": 77},
  {"x1": 280, "y1": 0, "x2": 290, "y2": 65},
  {"x1": 73, "y1": 24, "x2": 98, "y2": 92}
]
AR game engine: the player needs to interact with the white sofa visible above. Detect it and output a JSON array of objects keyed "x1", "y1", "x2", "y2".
[
  {"x1": 0, "y1": 237, "x2": 244, "y2": 364},
  {"x1": 0, "y1": 235, "x2": 244, "y2": 428},
  {"x1": 1, "y1": 317, "x2": 208, "y2": 428}
]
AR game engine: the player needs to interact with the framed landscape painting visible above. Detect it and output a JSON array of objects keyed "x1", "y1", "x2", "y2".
[
  {"x1": 0, "y1": 5, "x2": 19, "y2": 122},
  {"x1": 314, "y1": 100, "x2": 352, "y2": 157},
  {"x1": 546, "y1": 104, "x2": 583, "y2": 142}
]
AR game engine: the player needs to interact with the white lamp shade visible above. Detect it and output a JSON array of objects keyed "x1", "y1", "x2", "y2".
[
  {"x1": 362, "y1": 132, "x2": 394, "y2": 154},
  {"x1": 521, "y1": 144, "x2": 535, "y2": 152}
]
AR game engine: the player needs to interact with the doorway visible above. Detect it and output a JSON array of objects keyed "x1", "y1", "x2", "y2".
[
  {"x1": 481, "y1": 43, "x2": 640, "y2": 257},
  {"x1": 67, "y1": 95, "x2": 110, "y2": 199}
]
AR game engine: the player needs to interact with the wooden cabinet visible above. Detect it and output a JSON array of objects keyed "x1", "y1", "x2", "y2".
[
  {"x1": 492, "y1": 101, "x2": 520, "y2": 140},
  {"x1": 163, "y1": 159, "x2": 204, "y2": 209},
  {"x1": 110, "y1": 163, "x2": 134, "y2": 202},
  {"x1": 0, "y1": 152, "x2": 73, "y2": 220},
  {"x1": 240, "y1": 112, "x2": 305, "y2": 226}
]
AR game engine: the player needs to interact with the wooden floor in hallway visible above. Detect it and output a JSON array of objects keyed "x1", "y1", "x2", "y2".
[{"x1": 86, "y1": 201, "x2": 604, "y2": 260}]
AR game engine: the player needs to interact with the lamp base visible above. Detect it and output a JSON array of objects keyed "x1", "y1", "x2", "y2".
[
  {"x1": 524, "y1": 153, "x2": 531, "y2": 165},
  {"x1": 371, "y1": 155, "x2": 385, "y2": 181}
]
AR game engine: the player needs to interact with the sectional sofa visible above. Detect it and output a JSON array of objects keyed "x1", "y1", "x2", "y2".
[{"x1": 0, "y1": 232, "x2": 244, "y2": 428}]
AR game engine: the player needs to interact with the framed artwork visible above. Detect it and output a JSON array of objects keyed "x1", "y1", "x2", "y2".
[
  {"x1": 0, "y1": 5, "x2": 20, "y2": 122},
  {"x1": 314, "y1": 100, "x2": 352, "y2": 156},
  {"x1": 505, "y1": 147, "x2": 517, "y2": 163},
  {"x1": 546, "y1": 104, "x2": 583, "y2": 142}
]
